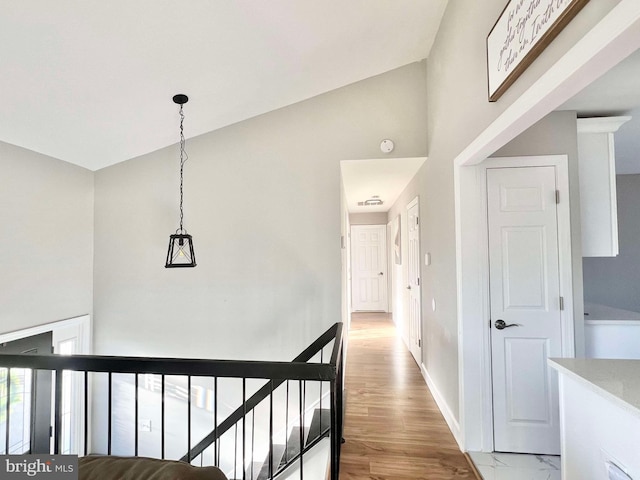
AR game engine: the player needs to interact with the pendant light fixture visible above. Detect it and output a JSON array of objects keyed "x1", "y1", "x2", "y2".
[{"x1": 165, "y1": 94, "x2": 196, "y2": 268}]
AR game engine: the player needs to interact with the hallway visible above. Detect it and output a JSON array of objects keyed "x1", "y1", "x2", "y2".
[{"x1": 339, "y1": 313, "x2": 477, "y2": 479}]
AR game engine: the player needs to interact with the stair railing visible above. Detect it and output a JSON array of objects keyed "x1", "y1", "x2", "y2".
[{"x1": 0, "y1": 322, "x2": 344, "y2": 480}]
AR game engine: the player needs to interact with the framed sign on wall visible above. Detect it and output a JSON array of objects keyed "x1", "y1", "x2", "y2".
[{"x1": 487, "y1": 0, "x2": 590, "y2": 102}]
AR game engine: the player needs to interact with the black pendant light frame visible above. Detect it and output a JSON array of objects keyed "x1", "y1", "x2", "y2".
[{"x1": 165, "y1": 94, "x2": 197, "y2": 268}]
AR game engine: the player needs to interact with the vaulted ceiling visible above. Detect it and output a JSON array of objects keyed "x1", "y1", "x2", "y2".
[{"x1": 1, "y1": 1, "x2": 448, "y2": 170}]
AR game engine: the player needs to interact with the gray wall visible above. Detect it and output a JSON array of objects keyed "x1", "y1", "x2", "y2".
[
  {"x1": 93, "y1": 63, "x2": 428, "y2": 361},
  {"x1": 417, "y1": 0, "x2": 618, "y2": 424},
  {"x1": 349, "y1": 212, "x2": 387, "y2": 225},
  {"x1": 583, "y1": 174, "x2": 640, "y2": 313},
  {"x1": 0, "y1": 141, "x2": 94, "y2": 333}
]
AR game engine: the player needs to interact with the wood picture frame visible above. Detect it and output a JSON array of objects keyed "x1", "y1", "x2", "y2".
[{"x1": 487, "y1": 0, "x2": 590, "y2": 102}]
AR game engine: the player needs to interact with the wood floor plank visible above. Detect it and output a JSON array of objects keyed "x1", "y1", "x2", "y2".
[{"x1": 339, "y1": 313, "x2": 477, "y2": 479}]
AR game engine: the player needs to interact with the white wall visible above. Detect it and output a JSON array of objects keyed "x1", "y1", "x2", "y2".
[
  {"x1": 93, "y1": 63, "x2": 428, "y2": 361},
  {"x1": 348, "y1": 212, "x2": 387, "y2": 225},
  {"x1": 0, "y1": 141, "x2": 94, "y2": 334}
]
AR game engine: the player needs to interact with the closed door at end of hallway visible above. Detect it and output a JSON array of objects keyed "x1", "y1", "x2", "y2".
[{"x1": 351, "y1": 225, "x2": 388, "y2": 312}]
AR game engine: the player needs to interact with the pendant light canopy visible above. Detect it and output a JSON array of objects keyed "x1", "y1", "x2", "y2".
[{"x1": 165, "y1": 94, "x2": 196, "y2": 268}]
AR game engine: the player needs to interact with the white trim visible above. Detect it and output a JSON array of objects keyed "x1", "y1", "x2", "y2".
[
  {"x1": 350, "y1": 224, "x2": 389, "y2": 312},
  {"x1": 0, "y1": 315, "x2": 92, "y2": 354},
  {"x1": 576, "y1": 116, "x2": 631, "y2": 134},
  {"x1": 458, "y1": 156, "x2": 574, "y2": 452},
  {"x1": 482, "y1": 156, "x2": 574, "y2": 452},
  {"x1": 387, "y1": 218, "x2": 394, "y2": 315},
  {"x1": 406, "y1": 196, "x2": 419, "y2": 210},
  {"x1": 456, "y1": 0, "x2": 640, "y2": 452},
  {"x1": 0, "y1": 315, "x2": 92, "y2": 455},
  {"x1": 421, "y1": 363, "x2": 462, "y2": 449}
]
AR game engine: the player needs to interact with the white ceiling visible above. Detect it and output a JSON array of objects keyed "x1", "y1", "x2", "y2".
[
  {"x1": 341, "y1": 157, "x2": 426, "y2": 213},
  {"x1": 0, "y1": 0, "x2": 448, "y2": 171},
  {"x1": 559, "y1": 48, "x2": 640, "y2": 174}
]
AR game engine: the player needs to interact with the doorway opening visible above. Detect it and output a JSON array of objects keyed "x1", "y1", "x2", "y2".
[
  {"x1": 0, "y1": 315, "x2": 91, "y2": 455},
  {"x1": 455, "y1": 0, "x2": 640, "y2": 457},
  {"x1": 340, "y1": 157, "x2": 426, "y2": 370}
]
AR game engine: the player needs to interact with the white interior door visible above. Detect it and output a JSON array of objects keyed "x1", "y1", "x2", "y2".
[
  {"x1": 407, "y1": 200, "x2": 422, "y2": 365},
  {"x1": 351, "y1": 225, "x2": 388, "y2": 311},
  {"x1": 487, "y1": 166, "x2": 562, "y2": 455}
]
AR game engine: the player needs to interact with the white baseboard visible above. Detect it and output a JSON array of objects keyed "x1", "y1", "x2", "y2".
[{"x1": 420, "y1": 363, "x2": 463, "y2": 450}]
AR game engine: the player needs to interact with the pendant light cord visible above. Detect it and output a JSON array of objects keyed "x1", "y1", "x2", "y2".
[{"x1": 178, "y1": 104, "x2": 189, "y2": 233}]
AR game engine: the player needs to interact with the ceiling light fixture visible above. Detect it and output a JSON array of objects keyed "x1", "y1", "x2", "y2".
[{"x1": 165, "y1": 94, "x2": 196, "y2": 268}]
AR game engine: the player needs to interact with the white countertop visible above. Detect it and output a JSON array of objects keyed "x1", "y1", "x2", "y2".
[{"x1": 549, "y1": 358, "x2": 640, "y2": 420}]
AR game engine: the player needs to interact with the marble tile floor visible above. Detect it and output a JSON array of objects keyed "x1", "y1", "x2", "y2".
[{"x1": 468, "y1": 452, "x2": 561, "y2": 480}]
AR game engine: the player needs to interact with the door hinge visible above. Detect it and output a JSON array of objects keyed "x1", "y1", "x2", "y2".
[
  {"x1": 560, "y1": 296, "x2": 565, "y2": 311},
  {"x1": 417, "y1": 277, "x2": 420, "y2": 286},
  {"x1": 555, "y1": 190, "x2": 560, "y2": 204},
  {"x1": 418, "y1": 339, "x2": 421, "y2": 347},
  {"x1": 51, "y1": 346, "x2": 55, "y2": 354},
  {"x1": 49, "y1": 426, "x2": 53, "y2": 438},
  {"x1": 416, "y1": 217, "x2": 419, "y2": 225}
]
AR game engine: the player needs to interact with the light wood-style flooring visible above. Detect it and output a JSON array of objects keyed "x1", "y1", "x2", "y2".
[{"x1": 339, "y1": 313, "x2": 478, "y2": 479}]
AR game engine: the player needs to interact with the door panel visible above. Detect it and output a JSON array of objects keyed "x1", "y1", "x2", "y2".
[
  {"x1": 487, "y1": 166, "x2": 561, "y2": 454},
  {"x1": 0, "y1": 331, "x2": 53, "y2": 454},
  {"x1": 351, "y1": 225, "x2": 388, "y2": 311},
  {"x1": 407, "y1": 201, "x2": 421, "y2": 365}
]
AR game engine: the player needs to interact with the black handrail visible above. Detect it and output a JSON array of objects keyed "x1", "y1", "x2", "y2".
[
  {"x1": 0, "y1": 353, "x2": 335, "y2": 381},
  {"x1": 0, "y1": 321, "x2": 344, "y2": 479},
  {"x1": 180, "y1": 322, "x2": 342, "y2": 462}
]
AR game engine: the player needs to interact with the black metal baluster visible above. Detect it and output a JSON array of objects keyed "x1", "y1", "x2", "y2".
[
  {"x1": 336, "y1": 349, "x2": 344, "y2": 469},
  {"x1": 161, "y1": 374, "x2": 165, "y2": 459},
  {"x1": 54, "y1": 369, "x2": 63, "y2": 455},
  {"x1": 4, "y1": 368, "x2": 10, "y2": 454},
  {"x1": 251, "y1": 408, "x2": 255, "y2": 480},
  {"x1": 214, "y1": 377, "x2": 218, "y2": 467},
  {"x1": 134, "y1": 374, "x2": 139, "y2": 457},
  {"x1": 107, "y1": 372, "x2": 112, "y2": 455},
  {"x1": 285, "y1": 380, "x2": 289, "y2": 462},
  {"x1": 269, "y1": 380, "x2": 274, "y2": 479},
  {"x1": 330, "y1": 379, "x2": 337, "y2": 480},
  {"x1": 234, "y1": 423, "x2": 238, "y2": 480},
  {"x1": 187, "y1": 376, "x2": 192, "y2": 463},
  {"x1": 242, "y1": 378, "x2": 246, "y2": 480},
  {"x1": 84, "y1": 371, "x2": 88, "y2": 456},
  {"x1": 299, "y1": 380, "x2": 304, "y2": 480},
  {"x1": 320, "y1": 349, "x2": 324, "y2": 430}
]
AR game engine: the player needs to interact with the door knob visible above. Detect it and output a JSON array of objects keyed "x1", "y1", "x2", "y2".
[
  {"x1": 406, "y1": 286, "x2": 411, "y2": 290},
  {"x1": 494, "y1": 319, "x2": 521, "y2": 330},
  {"x1": 378, "y1": 272, "x2": 384, "y2": 276}
]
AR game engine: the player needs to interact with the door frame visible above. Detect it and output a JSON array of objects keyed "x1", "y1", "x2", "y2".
[
  {"x1": 350, "y1": 224, "x2": 389, "y2": 312},
  {"x1": 484, "y1": 158, "x2": 573, "y2": 453},
  {"x1": 463, "y1": 155, "x2": 574, "y2": 452},
  {"x1": 0, "y1": 315, "x2": 92, "y2": 454},
  {"x1": 406, "y1": 196, "x2": 422, "y2": 365}
]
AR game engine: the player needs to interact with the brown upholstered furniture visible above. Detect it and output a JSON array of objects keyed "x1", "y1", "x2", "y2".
[{"x1": 79, "y1": 456, "x2": 228, "y2": 480}]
